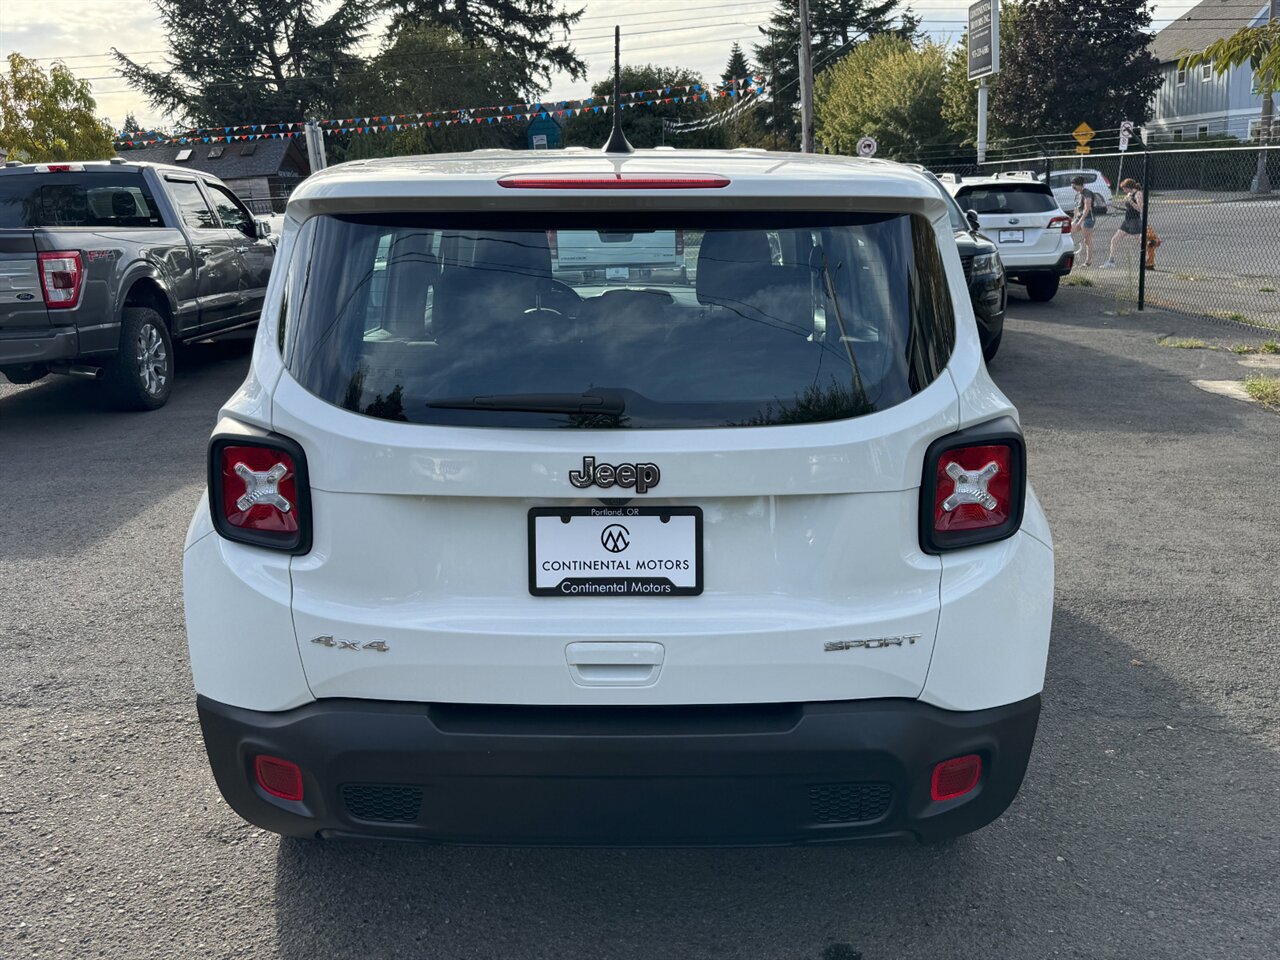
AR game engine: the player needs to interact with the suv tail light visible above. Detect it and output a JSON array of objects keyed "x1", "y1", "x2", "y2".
[
  {"x1": 1102, "y1": 174, "x2": 1111, "y2": 188},
  {"x1": 208, "y1": 434, "x2": 312, "y2": 554},
  {"x1": 546, "y1": 229, "x2": 559, "y2": 259},
  {"x1": 1048, "y1": 215, "x2": 1071, "y2": 234},
  {"x1": 920, "y1": 419, "x2": 1025, "y2": 553},
  {"x1": 675, "y1": 229, "x2": 684, "y2": 257},
  {"x1": 38, "y1": 251, "x2": 84, "y2": 309}
]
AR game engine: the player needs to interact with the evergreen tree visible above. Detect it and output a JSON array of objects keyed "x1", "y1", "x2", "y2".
[
  {"x1": 0, "y1": 54, "x2": 115, "y2": 161},
  {"x1": 754, "y1": 0, "x2": 917, "y2": 149},
  {"x1": 113, "y1": 0, "x2": 374, "y2": 127},
  {"x1": 993, "y1": 0, "x2": 1159, "y2": 139},
  {"x1": 720, "y1": 42, "x2": 751, "y2": 90},
  {"x1": 120, "y1": 111, "x2": 140, "y2": 137},
  {"x1": 384, "y1": 0, "x2": 585, "y2": 95}
]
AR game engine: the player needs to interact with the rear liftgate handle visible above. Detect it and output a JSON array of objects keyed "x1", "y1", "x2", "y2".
[{"x1": 565, "y1": 642, "x2": 665, "y2": 687}]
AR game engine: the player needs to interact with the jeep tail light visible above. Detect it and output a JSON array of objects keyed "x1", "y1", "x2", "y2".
[
  {"x1": 208, "y1": 434, "x2": 311, "y2": 554},
  {"x1": 920, "y1": 420, "x2": 1025, "y2": 553},
  {"x1": 931, "y1": 754, "x2": 982, "y2": 801},
  {"x1": 1048, "y1": 215, "x2": 1071, "y2": 234},
  {"x1": 546, "y1": 229, "x2": 559, "y2": 258},
  {"x1": 675, "y1": 229, "x2": 684, "y2": 257},
  {"x1": 255, "y1": 755, "x2": 304, "y2": 802},
  {"x1": 38, "y1": 251, "x2": 84, "y2": 309}
]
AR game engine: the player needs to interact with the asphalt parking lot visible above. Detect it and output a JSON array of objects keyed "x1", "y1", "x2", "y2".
[{"x1": 1, "y1": 289, "x2": 1278, "y2": 959}]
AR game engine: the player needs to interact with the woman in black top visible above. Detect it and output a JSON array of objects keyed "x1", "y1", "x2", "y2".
[{"x1": 1102, "y1": 178, "x2": 1143, "y2": 268}]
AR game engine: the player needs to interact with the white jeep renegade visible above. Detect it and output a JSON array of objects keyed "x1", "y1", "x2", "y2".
[{"x1": 183, "y1": 148, "x2": 1054, "y2": 845}]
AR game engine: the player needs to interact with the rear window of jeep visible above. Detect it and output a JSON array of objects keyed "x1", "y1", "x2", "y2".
[{"x1": 281, "y1": 210, "x2": 955, "y2": 429}]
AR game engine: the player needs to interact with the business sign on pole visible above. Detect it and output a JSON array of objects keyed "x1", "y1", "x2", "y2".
[{"x1": 967, "y1": 0, "x2": 1001, "y2": 81}]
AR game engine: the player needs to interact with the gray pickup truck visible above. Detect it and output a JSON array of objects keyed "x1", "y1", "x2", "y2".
[{"x1": 0, "y1": 159, "x2": 275, "y2": 409}]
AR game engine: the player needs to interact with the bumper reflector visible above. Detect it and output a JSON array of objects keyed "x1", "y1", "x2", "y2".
[
  {"x1": 254, "y1": 755, "x2": 304, "y2": 802},
  {"x1": 931, "y1": 754, "x2": 982, "y2": 802}
]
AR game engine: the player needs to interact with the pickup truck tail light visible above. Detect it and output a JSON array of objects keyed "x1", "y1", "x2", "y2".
[
  {"x1": 208, "y1": 434, "x2": 312, "y2": 554},
  {"x1": 1048, "y1": 215, "x2": 1071, "y2": 234},
  {"x1": 38, "y1": 251, "x2": 84, "y2": 309},
  {"x1": 920, "y1": 420, "x2": 1025, "y2": 553}
]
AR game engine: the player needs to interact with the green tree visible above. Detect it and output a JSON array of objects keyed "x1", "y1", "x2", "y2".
[
  {"x1": 815, "y1": 35, "x2": 950, "y2": 159},
  {"x1": 1181, "y1": 16, "x2": 1278, "y2": 192},
  {"x1": 119, "y1": 111, "x2": 140, "y2": 137},
  {"x1": 561, "y1": 64, "x2": 728, "y2": 150},
  {"x1": 330, "y1": 25, "x2": 526, "y2": 160},
  {"x1": 0, "y1": 54, "x2": 115, "y2": 162},
  {"x1": 754, "y1": 0, "x2": 918, "y2": 149},
  {"x1": 720, "y1": 42, "x2": 752, "y2": 90},
  {"x1": 113, "y1": 0, "x2": 374, "y2": 127},
  {"x1": 993, "y1": 0, "x2": 1159, "y2": 142},
  {"x1": 940, "y1": 4, "x2": 1021, "y2": 148},
  {"x1": 384, "y1": 0, "x2": 585, "y2": 95}
]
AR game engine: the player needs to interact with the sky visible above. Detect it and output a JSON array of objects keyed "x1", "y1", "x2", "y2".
[{"x1": 0, "y1": 0, "x2": 1204, "y2": 132}]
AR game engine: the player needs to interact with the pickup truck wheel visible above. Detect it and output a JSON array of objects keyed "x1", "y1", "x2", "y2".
[{"x1": 106, "y1": 307, "x2": 174, "y2": 410}]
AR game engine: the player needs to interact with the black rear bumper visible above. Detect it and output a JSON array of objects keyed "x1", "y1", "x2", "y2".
[{"x1": 197, "y1": 693, "x2": 1041, "y2": 846}]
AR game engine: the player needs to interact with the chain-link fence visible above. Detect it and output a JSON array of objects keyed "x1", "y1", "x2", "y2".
[{"x1": 974, "y1": 145, "x2": 1280, "y2": 330}]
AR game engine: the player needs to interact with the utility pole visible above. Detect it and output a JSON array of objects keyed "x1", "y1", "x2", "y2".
[{"x1": 798, "y1": 0, "x2": 815, "y2": 153}]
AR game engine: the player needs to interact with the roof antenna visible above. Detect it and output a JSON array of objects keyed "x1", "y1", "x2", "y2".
[{"x1": 602, "y1": 25, "x2": 634, "y2": 155}]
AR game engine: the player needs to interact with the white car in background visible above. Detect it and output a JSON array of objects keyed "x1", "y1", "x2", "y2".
[
  {"x1": 943, "y1": 173, "x2": 1075, "y2": 302},
  {"x1": 183, "y1": 149, "x2": 1054, "y2": 846},
  {"x1": 1045, "y1": 169, "x2": 1112, "y2": 215}
]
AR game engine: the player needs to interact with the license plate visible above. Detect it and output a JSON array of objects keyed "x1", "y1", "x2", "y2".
[
  {"x1": 606, "y1": 266, "x2": 629, "y2": 281},
  {"x1": 999, "y1": 229, "x2": 1025, "y2": 243},
  {"x1": 528, "y1": 506, "x2": 702, "y2": 597}
]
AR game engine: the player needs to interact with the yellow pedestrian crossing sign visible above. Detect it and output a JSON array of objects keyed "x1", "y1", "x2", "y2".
[{"x1": 1072, "y1": 122, "x2": 1095, "y2": 146}]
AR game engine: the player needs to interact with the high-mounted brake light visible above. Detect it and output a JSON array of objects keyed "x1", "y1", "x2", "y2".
[
  {"x1": 35, "y1": 163, "x2": 84, "y2": 173},
  {"x1": 919, "y1": 420, "x2": 1025, "y2": 554},
  {"x1": 1048, "y1": 215, "x2": 1071, "y2": 234},
  {"x1": 208, "y1": 434, "x2": 311, "y2": 554},
  {"x1": 38, "y1": 251, "x2": 84, "y2": 309},
  {"x1": 498, "y1": 174, "x2": 730, "y2": 190}
]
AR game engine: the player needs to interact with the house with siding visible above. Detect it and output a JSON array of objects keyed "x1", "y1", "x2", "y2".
[
  {"x1": 114, "y1": 138, "x2": 310, "y2": 212},
  {"x1": 1146, "y1": 0, "x2": 1271, "y2": 141}
]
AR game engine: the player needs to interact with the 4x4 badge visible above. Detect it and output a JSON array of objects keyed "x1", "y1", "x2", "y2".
[
  {"x1": 568, "y1": 456, "x2": 660, "y2": 494},
  {"x1": 311, "y1": 635, "x2": 390, "y2": 653}
]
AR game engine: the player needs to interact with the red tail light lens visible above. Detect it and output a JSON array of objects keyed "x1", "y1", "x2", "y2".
[
  {"x1": 920, "y1": 421, "x2": 1025, "y2": 553},
  {"x1": 254, "y1": 755, "x2": 304, "y2": 802},
  {"x1": 208, "y1": 434, "x2": 311, "y2": 553},
  {"x1": 675, "y1": 229, "x2": 685, "y2": 257},
  {"x1": 931, "y1": 754, "x2": 982, "y2": 801},
  {"x1": 498, "y1": 174, "x2": 730, "y2": 189},
  {"x1": 38, "y1": 251, "x2": 84, "y2": 309},
  {"x1": 934, "y1": 444, "x2": 1013, "y2": 534},
  {"x1": 546, "y1": 229, "x2": 559, "y2": 258},
  {"x1": 1048, "y1": 215, "x2": 1071, "y2": 234}
]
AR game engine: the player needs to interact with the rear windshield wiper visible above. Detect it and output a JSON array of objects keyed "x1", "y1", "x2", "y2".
[{"x1": 425, "y1": 391, "x2": 626, "y2": 416}]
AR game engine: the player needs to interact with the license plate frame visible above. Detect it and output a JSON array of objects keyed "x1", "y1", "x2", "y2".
[
  {"x1": 528, "y1": 506, "x2": 703, "y2": 597},
  {"x1": 998, "y1": 228, "x2": 1025, "y2": 243}
]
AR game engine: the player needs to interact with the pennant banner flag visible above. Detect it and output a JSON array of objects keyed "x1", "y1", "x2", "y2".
[{"x1": 116, "y1": 75, "x2": 767, "y2": 147}]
